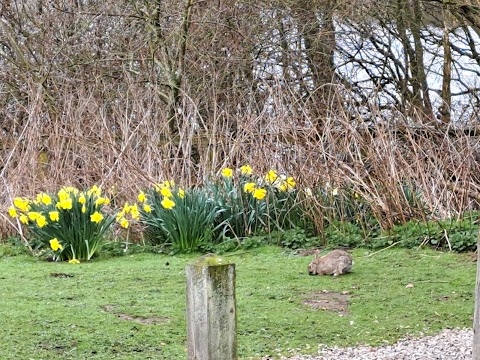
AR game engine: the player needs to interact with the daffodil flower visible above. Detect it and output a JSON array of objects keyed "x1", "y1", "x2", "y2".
[
  {"x1": 240, "y1": 165, "x2": 253, "y2": 175},
  {"x1": 265, "y1": 170, "x2": 278, "y2": 184},
  {"x1": 116, "y1": 210, "x2": 125, "y2": 221},
  {"x1": 49, "y1": 211, "x2": 60, "y2": 221},
  {"x1": 56, "y1": 198, "x2": 73, "y2": 210},
  {"x1": 36, "y1": 216, "x2": 48, "y2": 228},
  {"x1": 253, "y1": 188, "x2": 267, "y2": 200},
  {"x1": 57, "y1": 189, "x2": 70, "y2": 202},
  {"x1": 90, "y1": 212, "x2": 104, "y2": 223},
  {"x1": 119, "y1": 217, "x2": 129, "y2": 228},
  {"x1": 130, "y1": 204, "x2": 140, "y2": 220},
  {"x1": 49, "y1": 238, "x2": 63, "y2": 251},
  {"x1": 221, "y1": 168, "x2": 233, "y2": 178},
  {"x1": 286, "y1": 177, "x2": 296, "y2": 188},
  {"x1": 178, "y1": 188, "x2": 185, "y2": 199},
  {"x1": 69, "y1": 259, "x2": 80, "y2": 264},
  {"x1": 87, "y1": 185, "x2": 101, "y2": 196},
  {"x1": 95, "y1": 197, "x2": 108, "y2": 206},
  {"x1": 27, "y1": 212, "x2": 42, "y2": 221},
  {"x1": 160, "y1": 187, "x2": 173, "y2": 198},
  {"x1": 138, "y1": 191, "x2": 147, "y2": 203},
  {"x1": 161, "y1": 197, "x2": 175, "y2": 209},
  {"x1": 8, "y1": 207, "x2": 18, "y2": 218},
  {"x1": 36, "y1": 193, "x2": 52, "y2": 205},
  {"x1": 13, "y1": 197, "x2": 30, "y2": 212},
  {"x1": 243, "y1": 182, "x2": 256, "y2": 193},
  {"x1": 143, "y1": 204, "x2": 152, "y2": 213}
]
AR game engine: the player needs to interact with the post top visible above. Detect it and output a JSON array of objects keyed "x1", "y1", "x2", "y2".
[{"x1": 193, "y1": 253, "x2": 231, "y2": 267}]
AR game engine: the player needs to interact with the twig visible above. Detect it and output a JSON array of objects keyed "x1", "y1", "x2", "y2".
[{"x1": 365, "y1": 241, "x2": 401, "y2": 257}]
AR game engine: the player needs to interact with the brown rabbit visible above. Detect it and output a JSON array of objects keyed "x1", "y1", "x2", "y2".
[{"x1": 308, "y1": 249, "x2": 353, "y2": 276}]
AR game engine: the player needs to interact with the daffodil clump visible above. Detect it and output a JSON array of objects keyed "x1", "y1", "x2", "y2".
[
  {"x1": 124, "y1": 180, "x2": 221, "y2": 252},
  {"x1": 207, "y1": 165, "x2": 272, "y2": 239},
  {"x1": 260, "y1": 169, "x2": 305, "y2": 229},
  {"x1": 8, "y1": 185, "x2": 115, "y2": 262}
]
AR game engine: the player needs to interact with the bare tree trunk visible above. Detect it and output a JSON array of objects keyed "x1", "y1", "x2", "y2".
[
  {"x1": 411, "y1": 0, "x2": 433, "y2": 117},
  {"x1": 294, "y1": 0, "x2": 337, "y2": 129},
  {"x1": 440, "y1": 7, "x2": 452, "y2": 123}
]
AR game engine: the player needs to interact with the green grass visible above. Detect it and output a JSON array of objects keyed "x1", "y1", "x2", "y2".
[{"x1": 0, "y1": 244, "x2": 476, "y2": 359}]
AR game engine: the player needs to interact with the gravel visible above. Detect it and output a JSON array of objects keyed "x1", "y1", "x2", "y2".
[{"x1": 262, "y1": 328, "x2": 473, "y2": 360}]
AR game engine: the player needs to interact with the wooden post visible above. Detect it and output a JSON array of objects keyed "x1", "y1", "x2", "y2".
[
  {"x1": 186, "y1": 255, "x2": 237, "y2": 360},
  {"x1": 473, "y1": 229, "x2": 480, "y2": 359}
]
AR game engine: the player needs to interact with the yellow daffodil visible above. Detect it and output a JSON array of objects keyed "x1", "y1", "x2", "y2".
[
  {"x1": 116, "y1": 210, "x2": 125, "y2": 221},
  {"x1": 36, "y1": 193, "x2": 52, "y2": 205},
  {"x1": 161, "y1": 197, "x2": 175, "y2": 209},
  {"x1": 119, "y1": 217, "x2": 129, "y2": 228},
  {"x1": 27, "y1": 212, "x2": 42, "y2": 221},
  {"x1": 90, "y1": 211, "x2": 104, "y2": 223},
  {"x1": 160, "y1": 187, "x2": 173, "y2": 198},
  {"x1": 178, "y1": 188, "x2": 185, "y2": 199},
  {"x1": 41, "y1": 193, "x2": 52, "y2": 205},
  {"x1": 49, "y1": 238, "x2": 63, "y2": 251},
  {"x1": 253, "y1": 188, "x2": 267, "y2": 200},
  {"x1": 163, "y1": 180, "x2": 175, "y2": 188},
  {"x1": 286, "y1": 177, "x2": 296, "y2": 188},
  {"x1": 57, "y1": 189, "x2": 69, "y2": 202},
  {"x1": 265, "y1": 170, "x2": 278, "y2": 184},
  {"x1": 240, "y1": 164, "x2": 253, "y2": 175},
  {"x1": 143, "y1": 204, "x2": 152, "y2": 213},
  {"x1": 49, "y1": 211, "x2": 59, "y2": 221},
  {"x1": 155, "y1": 180, "x2": 175, "y2": 192},
  {"x1": 78, "y1": 195, "x2": 86, "y2": 204},
  {"x1": 123, "y1": 202, "x2": 131, "y2": 213},
  {"x1": 56, "y1": 198, "x2": 73, "y2": 210},
  {"x1": 8, "y1": 207, "x2": 18, "y2": 218},
  {"x1": 87, "y1": 185, "x2": 101, "y2": 196},
  {"x1": 19, "y1": 214, "x2": 29, "y2": 224},
  {"x1": 138, "y1": 191, "x2": 147, "y2": 203},
  {"x1": 279, "y1": 177, "x2": 296, "y2": 192},
  {"x1": 222, "y1": 168, "x2": 233, "y2": 178},
  {"x1": 36, "y1": 216, "x2": 48, "y2": 228},
  {"x1": 244, "y1": 182, "x2": 256, "y2": 193},
  {"x1": 95, "y1": 197, "x2": 108, "y2": 206},
  {"x1": 130, "y1": 204, "x2": 140, "y2": 220},
  {"x1": 69, "y1": 258, "x2": 80, "y2": 264},
  {"x1": 81, "y1": 205, "x2": 86, "y2": 213},
  {"x1": 13, "y1": 197, "x2": 30, "y2": 212},
  {"x1": 62, "y1": 186, "x2": 79, "y2": 194}
]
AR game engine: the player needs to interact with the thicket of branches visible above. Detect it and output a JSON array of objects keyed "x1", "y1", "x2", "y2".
[{"x1": 1, "y1": 0, "x2": 480, "y2": 238}]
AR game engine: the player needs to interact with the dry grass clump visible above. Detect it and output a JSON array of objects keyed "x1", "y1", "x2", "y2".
[{"x1": 1, "y1": 78, "x2": 479, "y2": 241}]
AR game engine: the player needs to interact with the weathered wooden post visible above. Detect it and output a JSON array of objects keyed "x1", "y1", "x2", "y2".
[{"x1": 186, "y1": 255, "x2": 237, "y2": 360}]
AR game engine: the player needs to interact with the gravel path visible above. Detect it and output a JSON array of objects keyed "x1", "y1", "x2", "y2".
[{"x1": 262, "y1": 328, "x2": 473, "y2": 360}]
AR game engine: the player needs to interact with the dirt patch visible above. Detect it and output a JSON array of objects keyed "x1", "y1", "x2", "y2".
[
  {"x1": 50, "y1": 273, "x2": 73, "y2": 278},
  {"x1": 102, "y1": 305, "x2": 169, "y2": 325},
  {"x1": 302, "y1": 290, "x2": 350, "y2": 316}
]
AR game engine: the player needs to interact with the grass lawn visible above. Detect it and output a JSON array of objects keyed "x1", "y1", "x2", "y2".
[{"x1": 0, "y1": 244, "x2": 476, "y2": 359}]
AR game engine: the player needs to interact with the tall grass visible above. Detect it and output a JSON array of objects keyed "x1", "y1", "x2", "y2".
[{"x1": 1, "y1": 78, "x2": 479, "y2": 241}]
